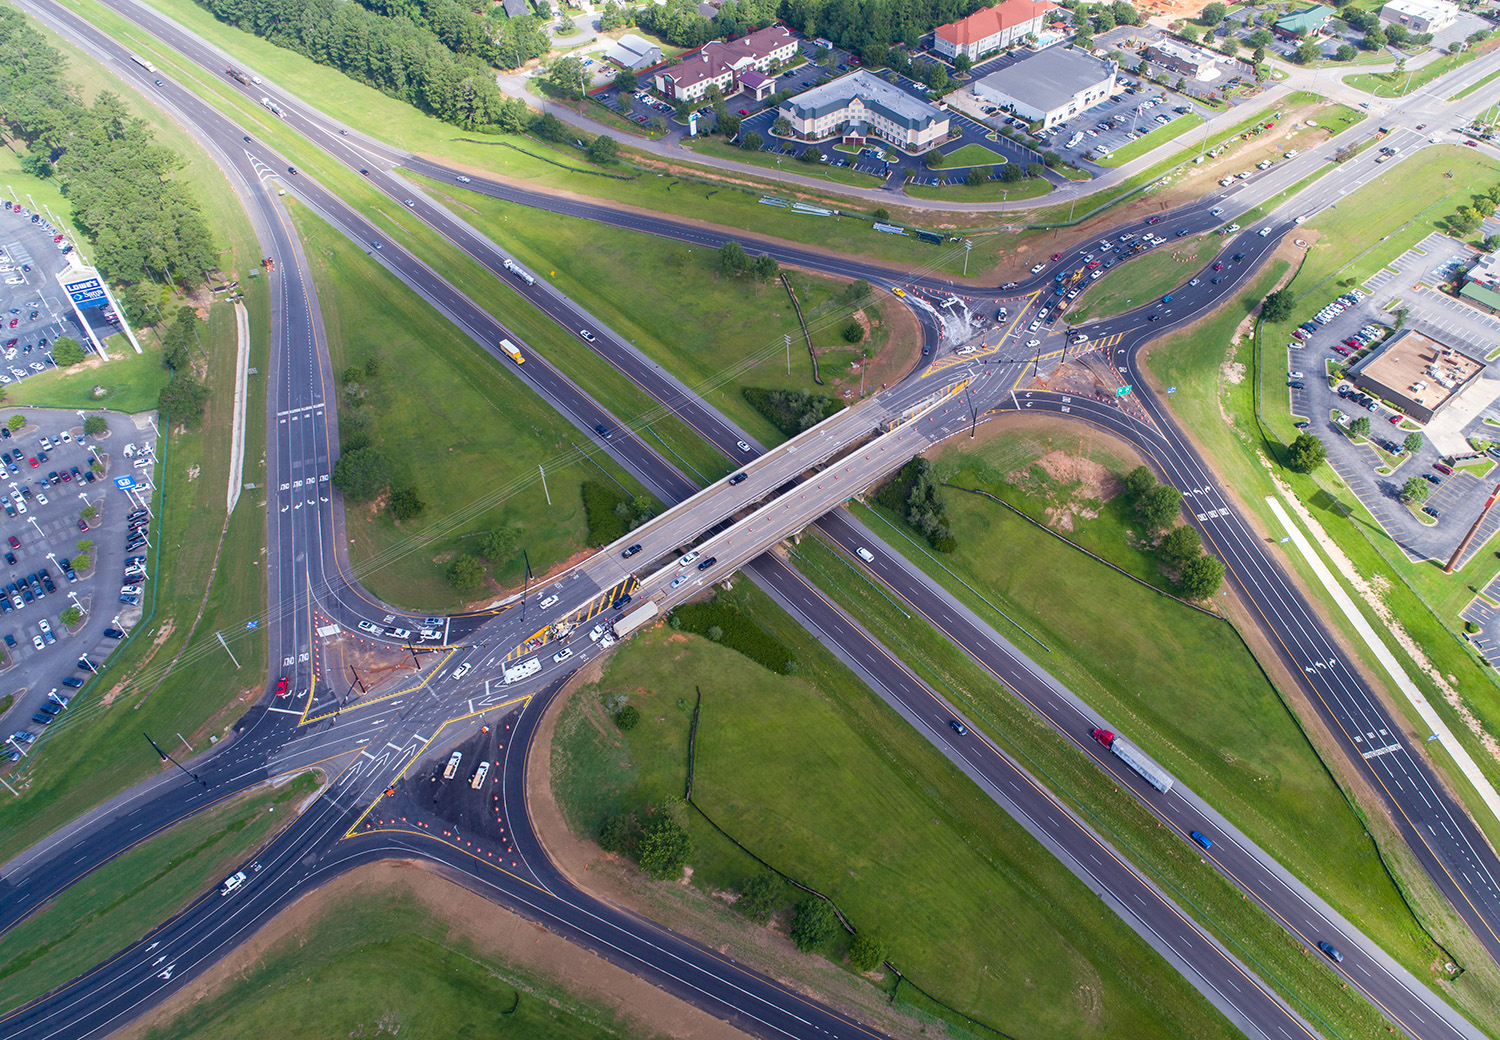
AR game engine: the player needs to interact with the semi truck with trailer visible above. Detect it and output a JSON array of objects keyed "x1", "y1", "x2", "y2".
[
  {"x1": 225, "y1": 67, "x2": 250, "y2": 85},
  {"x1": 612, "y1": 602, "x2": 659, "y2": 640},
  {"x1": 1090, "y1": 728, "x2": 1174, "y2": 794},
  {"x1": 502, "y1": 258, "x2": 535, "y2": 285}
]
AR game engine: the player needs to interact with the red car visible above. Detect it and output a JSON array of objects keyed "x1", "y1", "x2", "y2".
[
  {"x1": 1465, "y1": 140, "x2": 1478, "y2": 147},
  {"x1": 275, "y1": 676, "x2": 290, "y2": 697},
  {"x1": 76, "y1": 518, "x2": 88, "y2": 531},
  {"x1": 1212, "y1": 262, "x2": 1223, "y2": 271},
  {"x1": 6, "y1": 536, "x2": 16, "y2": 549},
  {"x1": 1086, "y1": 260, "x2": 1099, "y2": 268},
  {"x1": 1051, "y1": 252, "x2": 1063, "y2": 261},
  {"x1": 3, "y1": 339, "x2": 14, "y2": 348},
  {"x1": 1435, "y1": 462, "x2": 1453, "y2": 475},
  {"x1": 738, "y1": 108, "x2": 749, "y2": 116},
  {"x1": 27, "y1": 456, "x2": 36, "y2": 467},
  {"x1": 1389, "y1": 414, "x2": 1403, "y2": 424},
  {"x1": 1147, "y1": 216, "x2": 1163, "y2": 224}
]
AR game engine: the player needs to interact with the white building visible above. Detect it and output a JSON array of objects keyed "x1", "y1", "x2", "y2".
[
  {"x1": 778, "y1": 70, "x2": 950, "y2": 152},
  {"x1": 973, "y1": 48, "x2": 1116, "y2": 129},
  {"x1": 605, "y1": 33, "x2": 663, "y2": 72},
  {"x1": 1379, "y1": 0, "x2": 1458, "y2": 32}
]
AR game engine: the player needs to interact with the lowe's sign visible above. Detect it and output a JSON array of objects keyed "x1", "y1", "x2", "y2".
[{"x1": 62, "y1": 274, "x2": 108, "y2": 309}]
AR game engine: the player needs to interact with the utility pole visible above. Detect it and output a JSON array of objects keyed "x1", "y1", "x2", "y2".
[
  {"x1": 144, "y1": 732, "x2": 207, "y2": 789},
  {"x1": 539, "y1": 464, "x2": 551, "y2": 505},
  {"x1": 215, "y1": 631, "x2": 241, "y2": 669},
  {"x1": 963, "y1": 239, "x2": 972, "y2": 276},
  {"x1": 785, "y1": 333, "x2": 792, "y2": 375}
]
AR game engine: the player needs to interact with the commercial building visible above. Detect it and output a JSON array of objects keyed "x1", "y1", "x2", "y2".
[
  {"x1": 1461, "y1": 254, "x2": 1500, "y2": 314},
  {"x1": 654, "y1": 24, "x2": 798, "y2": 102},
  {"x1": 778, "y1": 70, "x2": 950, "y2": 151},
  {"x1": 1379, "y1": 0, "x2": 1458, "y2": 33},
  {"x1": 1350, "y1": 329, "x2": 1485, "y2": 423},
  {"x1": 973, "y1": 47, "x2": 1116, "y2": 129},
  {"x1": 1142, "y1": 39, "x2": 1230, "y2": 82},
  {"x1": 933, "y1": 0, "x2": 1058, "y2": 61},
  {"x1": 1273, "y1": 4, "x2": 1334, "y2": 38},
  {"x1": 605, "y1": 33, "x2": 663, "y2": 72}
]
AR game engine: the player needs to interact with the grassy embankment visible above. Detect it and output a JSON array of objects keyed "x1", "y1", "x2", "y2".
[
  {"x1": 1150, "y1": 144, "x2": 1500, "y2": 855},
  {"x1": 137, "y1": 885, "x2": 652, "y2": 1040},
  {"x1": 1069, "y1": 234, "x2": 1228, "y2": 322},
  {"x1": 0, "y1": 774, "x2": 316, "y2": 1010},
  {"x1": 1345, "y1": 43, "x2": 1492, "y2": 97},
  {"x1": 554, "y1": 583, "x2": 1243, "y2": 1040},
  {"x1": 1096, "y1": 113, "x2": 1205, "y2": 168},
  {"x1": 415, "y1": 177, "x2": 898, "y2": 448},
  {"x1": 0, "y1": 20, "x2": 269, "y2": 859},
  {"x1": 289, "y1": 205, "x2": 655, "y2": 611}
]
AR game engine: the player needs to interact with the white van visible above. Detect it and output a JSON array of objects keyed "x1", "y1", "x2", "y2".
[
  {"x1": 855, "y1": 546, "x2": 875, "y2": 563},
  {"x1": 219, "y1": 870, "x2": 247, "y2": 896}
]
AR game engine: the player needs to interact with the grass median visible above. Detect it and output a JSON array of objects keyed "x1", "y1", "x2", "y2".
[
  {"x1": 1344, "y1": 45, "x2": 1489, "y2": 97},
  {"x1": 0, "y1": 18, "x2": 268, "y2": 860},
  {"x1": 290, "y1": 204, "x2": 657, "y2": 611},
  {"x1": 0, "y1": 773, "x2": 316, "y2": 1010},
  {"x1": 789, "y1": 531, "x2": 1444, "y2": 1040},
  {"x1": 1070, "y1": 235, "x2": 1227, "y2": 322},
  {"x1": 554, "y1": 583, "x2": 1243, "y2": 1040},
  {"x1": 682, "y1": 136, "x2": 885, "y2": 189}
]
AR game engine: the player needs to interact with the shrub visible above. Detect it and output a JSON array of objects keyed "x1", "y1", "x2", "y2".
[
  {"x1": 1178, "y1": 553, "x2": 1225, "y2": 599},
  {"x1": 581, "y1": 480, "x2": 654, "y2": 545},
  {"x1": 332, "y1": 447, "x2": 390, "y2": 501},
  {"x1": 388, "y1": 483, "x2": 425, "y2": 521},
  {"x1": 1260, "y1": 288, "x2": 1295, "y2": 323},
  {"x1": 6, "y1": 416, "x2": 21, "y2": 432},
  {"x1": 598, "y1": 814, "x2": 632, "y2": 853},
  {"x1": 158, "y1": 375, "x2": 210, "y2": 427},
  {"x1": 737, "y1": 870, "x2": 784, "y2": 923},
  {"x1": 790, "y1": 898, "x2": 840, "y2": 951},
  {"x1": 1286, "y1": 433, "x2": 1327, "y2": 473},
  {"x1": 52, "y1": 338, "x2": 86, "y2": 366},
  {"x1": 674, "y1": 600, "x2": 797, "y2": 674},
  {"x1": 849, "y1": 933, "x2": 887, "y2": 971},
  {"x1": 636, "y1": 811, "x2": 692, "y2": 879},
  {"x1": 478, "y1": 528, "x2": 518, "y2": 565},
  {"x1": 742, "y1": 387, "x2": 843, "y2": 438},
  {"x1": 447, "y1": 553, "x2": 486, "y2": 591},
  {"x1": 875, "y1": 458, "x2": 956, "y2": 552},
  {"x1": 614, "y1": 704, "x2": 641, "y2": 730},
  {"x1": 841, "y1": 319, "x2": 864, "y2": 344},
  {"x1": 83, "y1": 415, "x2": 107, "y2": 436},
  {"x1": 60, "y1": 606, "x2": 82, "y2": 627}
]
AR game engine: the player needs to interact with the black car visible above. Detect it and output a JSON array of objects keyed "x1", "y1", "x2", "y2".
[
  {"x1": 594, "y1": 423, "x2": 612, "y2": 440},
  {"x1": 950, "y1": 719, "x2": 968, "y2": 736},
  {"x1": 38, "y1": 701, "x2": 59, "y2": 715},
  {"x1": 61, "y1": 677, "x2": 83, "y2": 688},
  {"x1": 103, "y1": 628, "x2": 125, "y2": 639},
  {"x1": 728, "y1": 472, "x2": 747, "y2": 485},
  {"x1": 31, "y1": 712, "x2": 52, "y2": 725},
  {"x1": 1316, "y1": 940, "x2": 1344, "y2": 963},
  {"x1": 1232, "y1": 252, "x2": 1245, "y2": 261},
  {"x1": 696, "y1": 556, "x2": 718, "y2": 571}
]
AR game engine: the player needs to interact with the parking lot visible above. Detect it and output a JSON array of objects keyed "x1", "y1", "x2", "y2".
[
  {"x1": 1283, "y1": 232, "x2": 1500, "y2": 566},
  {"x1": 0, "y1": 199, "x2": 105, "y2": 389},
  {"x1": 0, "y1": 408, "x2": 157, "y2": 760}
]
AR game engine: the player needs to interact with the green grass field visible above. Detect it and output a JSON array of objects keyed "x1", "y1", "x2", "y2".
[
  {"x1": 0, "y1": 774, "x2": 315, "y2": 1010},
  {"x1": 1096, "y1": 113, "x2": 1205, "y2": 168},
  {"x1": 941, "y1": 142, "x2": 1008, "y2": 166},
  {"x1": 0, "y1": 18, "x2": 270, "y2": 859},
  {"x1": 1450, "y1": 66, "x2": 1500, "y2": 100},
  {"x1": 5, "y1": 342, "x2": 170, "y2": 413},
  {"x1": 789, "y1": 528, "x2": 1482, "y2": 1039},
  {"x1": 414, "y1": 177, "x2": 890, "y2": 448},
  {"x1": 1345, "y1": 46, "x2": 1486, "y2": 97},
  {"x1": 682, "y1": 136, "x2": 885, "y2": 189},
  {"x1": 139, "y1": 885, "x2": 650, "y2": 1040},
  {"x1": 902, "y1": 173, "x2": 1053, "y2": 202},
  {"x1": 291, "y1": 206, "x2": 654, "y2": 609},
  {"x1": 1069, "y1": 235, "x2": 1227, "y2": 322},
  {"x1": 554, "y1": 584, "x2": 1242, "y2": 1040}
]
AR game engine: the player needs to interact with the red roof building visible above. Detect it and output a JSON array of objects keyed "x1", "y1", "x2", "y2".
[{"x1": 934, "y1": 0, "x2": 1057, "y2": 61}]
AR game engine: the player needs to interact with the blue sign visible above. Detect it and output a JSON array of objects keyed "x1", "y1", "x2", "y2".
[
  {"x1": 63, "y1": 276, "x2": 108, "y2": 310},
  {"x1": 1167, "y1": 386, "x2": 1177, "y2": 394},
  {"x1": 245, "y1": 619, "x2": 259, "y2": 630},
  {"x1": 113, "y1": 475, "x2": 137, "y2": 490}
]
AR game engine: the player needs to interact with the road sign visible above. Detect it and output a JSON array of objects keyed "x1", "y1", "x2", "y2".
[
  {"x1": 1115, "y1": 385, "x2": 1133, "y2": 397},
  {"x1": 113, "y1": 475, "x2": 138, "y2": 490},
  {"x1": 245, "y1": 619, "x2": 259, "y2": 630},
  {"x1": 1166, "y1": 386, "x2": 1177, "y2": 394}
]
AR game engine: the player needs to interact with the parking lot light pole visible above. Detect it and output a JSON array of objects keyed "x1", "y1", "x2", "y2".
[{"x1": 67, "y1": 591, "x2": 83, "y2": 616}]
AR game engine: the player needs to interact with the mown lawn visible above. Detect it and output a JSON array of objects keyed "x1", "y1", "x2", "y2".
[
  {"x1": 292, "y1": 207, "x2": 652, "y2": 610},
  {"x1": 1096, "y1": 113, "x2": 1205, "y2": 168},
  {"x1": 0, "y1": 774, "x2": 316, "y2": 1010},
  {"x1": 140, "y1": 886, "x2": 648, "y2": 1040},
  {"x1": 682, "y1": 136, "x2": 885, "y2": 189},
  {"x1": 553, "y1": 584, "x2": 1242, "y2": 1040},
  {"x1": 942, "y1": 142, "x2": 1008, "y2": 166},
  {"x1": 413, "y1": 179, "x2": 891, "y2": 448},
  {"x1": 1069, "y1": 235, "x2": 1227, "y2": 322}
]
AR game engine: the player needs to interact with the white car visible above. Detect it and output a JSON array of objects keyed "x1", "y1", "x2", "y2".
[
  {"x1": 385, "y1": 626, "x2": 411, "y2": 639},
  {"x1": 538, "y1": 594, "x2": 559, "y2": 610},
  {"x1": 31, "y1": 634, "x2": 43, "y2": 650},
  {"x1": 1031, "y1": 263, "x2": 1045, "y2": 273},
  {"x1": 578, "y1": 329, "x2": 596, "y2": 343},
  {"x1": 357, "y1": 620, "x2": 381, "y2": 634},
  {"x1": 34, "y1": 491, "x2": 46, "y2": 505},
  {"x1": 677, "y1": 551, "x2": 699, "y2": 567},
  {"x1": 590, "y1": 623, "x2": 605, "y2": 642},
  {"x1": 736, "y1": 440, "x2": 752, "y2": 453},
  {"x1": 451, "y1": 662, "x2": 472, "y2": 681},
  {"x1": 671, "y1": 574, "x2": 688, "y2": 589},
  {"x1": 553, "y1": 647, "x2": 573, "y2": 663},
  {"x1": 1026, "y1": 338, "x2": 1041, "y2": 348},
  {"x1": 1289, "y1": 370, "x2": 1303, "y2": 379},
  {"x1": 120, "y1": 584, "x2": 143, "y2": 597}
]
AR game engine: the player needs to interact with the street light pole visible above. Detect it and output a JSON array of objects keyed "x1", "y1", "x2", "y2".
[
  {"x1": 963, "y1": 239, "x2": 973, "y2": 276},
  {"x1": 144, "y1": 732, "x2": 207, "y2": 788}
]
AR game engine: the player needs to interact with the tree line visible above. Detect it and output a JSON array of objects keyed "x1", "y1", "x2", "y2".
[
  {"x1": 0, "y1": 8, "x2": 216, "y2": 314},
  {"x1": 1121, "y1": 466, "x2": 1223, "y2": 600},
  {"x1": 189, "y1": 0, "x2": 545, "y2": 129}
]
